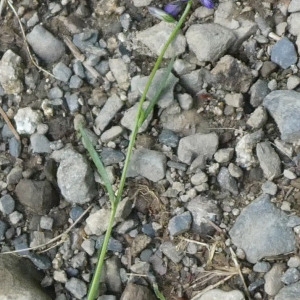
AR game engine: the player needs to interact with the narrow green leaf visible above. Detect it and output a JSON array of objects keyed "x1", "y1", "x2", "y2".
[
  {"x1": 152, "y1": 283, "x2": 166, "y2": 300},
  {"x1": 79, "y1": 124, "x2": 115, "y2": 204},
  {"x1": 140, "y1": 56, "x2": 176, "y2": 126}
]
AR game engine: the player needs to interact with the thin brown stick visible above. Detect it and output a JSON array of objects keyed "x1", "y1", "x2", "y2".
[
  {"x1": 0, "y1": 0, "x2": 6, "y2": 16},
  {"x1": 0, "y1": 106, "x2": 20, "y2": 141}
]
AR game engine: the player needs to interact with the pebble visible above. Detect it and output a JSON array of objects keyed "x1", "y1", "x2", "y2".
[
  {"x1": 30, "y1": 134, "x2": 51, "y2": 153},
  {"x1": 0, "y1": 194, "x2": 15, "y2": 215},
  {"x1": 229, "y1": 194, "x2": 295, "y2": 263},
  {"x1": 95, "y1": 94, "x2": 123, "y2": 132},
  {"x1": 228, "y1": 163, "x2": 243, "y2": 178},
  {"x1": 271, "y1": 37, "x2": 297, "y2": 69},
  {"x1": 246, "y1": 106, "x2": 268, "y2": 129},
  {"x1": 287, "y1": 75, "x2": 300, "y2": 90},
  {"x1": 217, "y1": 167, "x2": 239, "y2": 195},
  {"x1": 264, "y1": 263, "x2": 286, "y2": 296},
  {"x1": 53, "y1": 62, "x2": 72, "y2": 83},
  {"x1": 186, "y1": 195, "x2": 221, "y2": 236},
  {"x1": 48, "y1": 87, "x2": 63, "y2": 99},
  {"x1": 275, "y1": 282, "x2": 300, "y2": 300},
  {"x1": 127, "y1": 149, "x2": 167, "y2": 182},
  {"x1": 191, "y1": 171, "x2": 208, "y2": 185},
  {"x1": 287, "y1": 216, "x2": 300, "y2": 227},
  {"x1": 136, "y1": 22, "x2": 186, "y2": 58},
  {"x1": 51, "y1": 146, "x2": 97, "y2": 204},
  {"x1": 131, "y1": 234, "x2": 152, "y2": 257},
  {"x1": 73, "y1": 61, "x2": 85, "y2": 78},
  {"x1": 159, "y1": 129, "x2": 179, "y2": 148},
  {"x1": 96, "y1": 236, "x2": 123, "y2": 253},
  {"x1": 224, "y1": 93, "x2": 244, "y2": 108},
  {"x1": 263, "y1": 90, "x2": 300, "y2": 142},
  {"x1": 101, "y1": 126, "x2": 123, "y2": 143},
  {"x1": 0, "y1": 50, "x2": 24, "y2": 94},
  {"x1": 9, "y1": 211, "x2": 23, "y2": 225},
  {"x1": 6, "y1": 166, "x2": 22, "y2": 185},
  {"x1": 8, "y1": 137, "x2": 21, "y2": 158},
  {"x1": 262, "y1": 181, "x2": 278, "y2": 195},
  {"x1": 109, "y1": 58, "x2": 129, "y2": 90},
  {"x1": 288, "y1": 0, "x2": 300, "y2": 12},
  {"x1": 211, "y1": 55, "x2": 253, "y2": 93},
  {"x1": 288, "y1": 256, "x2": 300, "y2": 268},
  {"x1": 186, "y1": 24, "x2": 236, "y2": 62},
  {"x1": 53, "y1": 270, "x2": 67, "y2": 283},
  {"x1": 193, "y1": 289, "x2": 245, "y2": 300},
  {"x1": 160, "y1": 241, "x2": 184, "y2": 263},
  {"x1": 1, "y1": 124, "x2": 14, "y2": 140},
  {"x1": 283, "y1": 169, "x2": 297, "y2": 180},
  {"x1": 15, "y1": 179, "x2": 59, "y2": 214},
  {"x1": 26, "y1": 25, "x2": 65, "y2": 63},
  {"x1": 256, "y1": 141, "x2": 281, "y2": 180},
  {"x1": 100, "y1": 148, "x2": 125, "y2": 166},
  {"x1": 214, "y1": 148, "x2": 234, "y2": 163},
  {"x1": 253, "y1": 261, "x2": 271, "y2": 273},
  {"x1": 65, "y1": 278, "x2": 87, "y2": 299},
  {"x1": 40, "y1": 216, "x2": 54, "y2": 230},
  {"x1": 287, "y1": 12, "x2": 300, "y2": 37},
  {"x1": 281, "y1": 267, "x2": 300, "y2": 284},
  {"x1": 178, "y1": 132, "x2": 219, "y2": 164},
  {"x1": 250, "y1": 79, "x2": 270, "y2": 107},
  {"x1": 81, "y1": 239, "x2": 95, "y2": 256},
  {"x1": 177, "y1": 93, "x2": 193, "y2": 110},
  {"x1": 120, "y1": 283, "x2": 156, "y2": 300},
  {"x1": 14, "y1": 107, "x2": 42, "y2": 135},
  {"x1": 168, "y1": 211, "x2": 192, "y2": 237}
]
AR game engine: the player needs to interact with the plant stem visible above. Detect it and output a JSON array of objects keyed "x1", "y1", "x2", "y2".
[
  {"x1": 87, "y1": 203, "x2": 117, "y2": 300},
  {"x1": 116, "y1": 0, "x2": 193, "y2": 204}
]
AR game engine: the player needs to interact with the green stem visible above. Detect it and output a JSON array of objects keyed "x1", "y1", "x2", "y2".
[
  {"x1": 87, "y1": 203, "x2": 117, "y2": 300},
  {"x1": 115, "y1": 0, "x2": 193, "y2": 204}
]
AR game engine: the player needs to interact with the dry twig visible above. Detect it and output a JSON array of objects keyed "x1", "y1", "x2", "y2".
[{"x1": 0, "y1": 106, "x2": 20, "y2": 141}]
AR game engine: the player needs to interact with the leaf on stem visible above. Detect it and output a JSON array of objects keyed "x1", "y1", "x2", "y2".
[{"x1": 79, "y1": 124, "x2": 115, "y2": 204}]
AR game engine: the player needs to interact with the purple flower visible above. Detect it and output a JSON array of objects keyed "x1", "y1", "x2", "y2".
[
  {"x1": 200, "y1": 0, "x2": 215, "y2": 9},
  {"x1": 164, "y1": 1, "x2": 185, "y2": 17}
]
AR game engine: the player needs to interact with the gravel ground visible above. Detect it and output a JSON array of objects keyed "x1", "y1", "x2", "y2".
[{"x1": 1, "y1": 0, "x2": 300, "y2": 299}]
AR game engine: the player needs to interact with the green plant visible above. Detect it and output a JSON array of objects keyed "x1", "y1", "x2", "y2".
[{"x1": 79, "y1": 1, "x2": 196, "y2": 298}]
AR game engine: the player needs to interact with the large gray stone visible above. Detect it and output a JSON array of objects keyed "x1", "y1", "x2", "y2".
[
  {"x1": 193, "y1": 289, "x2": 245, "y2": 300},
  {"x1": 275, "y1": 282, "x2": 300, "y2": 300},
  {"x1": 263, "y1": 90, "x2": 300, "y2": 142},
  {"x1": 26, "y1": 25, "x2": 65, "y2": 63},
  {"x1": 177, "y1": 132, "x2": 219, "y2": 164},
  {"x1": 186, "y1": 24, "x2": 236, "y2": 62},
  {"x1": 230, "y1": 194, "x2": 296, "y2": 264},
  {"x1": 0, "y1": 254, "x2": 51, "y2": 300}
]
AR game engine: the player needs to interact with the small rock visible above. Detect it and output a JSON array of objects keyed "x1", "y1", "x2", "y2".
[
  {"x1": 0, "y1": 50, "x2": 24, "y2": 94},
  {"x1": 40, "y1": 216, "x2": 53, "y2": 230},
  {"x1": 101, "y1": 126, "x2": 123, "y2": 143},
  {"x1": 217, "y1": 167, "x2": 239, "y2": 195},
  {"x1": 127, "y1": 148, "x2": 167, "y2": 182},
  {"x1": 160, "y1": 241, "x2": 184, "y2": 263},
  {"x1": 96, "y1": 236, "x2": 123, "y2": 253},
  {"x1": 247, "y1": 106, "x2": 268, "y2": 129},
  {"x1": 284, "y1": 169, "x2": 297, "y2": 180},
  {"x1": 287, "y1": 75, "x2": 300, "y2": 90},
  {"x1": 288, "y1": 256, "x2": 300, "y2": 268},
  {"x1": 9, "y1": 137, "x2": 22, "y2": 157},
  {"x1": 14, "y1": 107, "x2": 42, "y2": 135},
  {"x1": 214, "y1": 148, "x2": 234, "y2": 163},
  {"x1": 0, "y1": 220, "x2": 8, "y2": 240},
  {"x1": 168, "y1": 211, "x2": 192, "y2": 236},
  {"x1": 177, "y1": 93, "x2": 193, "y2": 110},
  {"x1": 136, "y1": 22, "x2": 186, "y2": 58},
  {"x1": 186, "y1": 195, "x2": 222, "y2": 236},
  {"x1": 287, "y1": 13, "x2": 300, "y2": 37},
  {"x1": 53, "y1": 270, "x2": 67, "y2": 283},
  {"x1": 104, "y1": 257, "x2": 122, "y2": 293},
  {"x1": 275, "y1": 282, "x2": 300, "y2": 300},
  {"x1": 65, "y1": 278, "x2": 87, "y2": 299},
  {"x1": 69, "y1": 75, "x2": 83, "y2": 89},
  {"x1": 256, "y1": 142, "x2": 281, "y2": 180},
  {"x1": 186, "y1": 24, "x2": 236, "y2": 62},
  {"x1": 193, "y1": 288, "x2": 245, "y2": 300},
  {"x1": 15, "y1": 179, "x2": 59, "y2": 214},
  {"x1": 120, "y1": 283, "x2": 156, "y2": 300},
  {"x1": 6, "y1": 165, "x2": 23, "y2": 185},
  {"x1": 159, "y1": 129, "x2": 179, "y2": 148},
  {"x1": 211, "y1": 55, "x2": 253, "y2": 93},
  {"x1": 81, "y1": 239, "x2": 95, "y2": 256},
  {"x1": 0, "y1": 194, "x2": 15, "y2": 215},
  {"x1": 109, "y1": 58, "x2": 129, "y2": 90},
  {"x1": 51, "y1": 146, "x2": 97, "y2": 204},
  {"x1": 131, "y1": 234, "x2": 152, "y2": 257},
  {"x1": 289, "y1": 0, "x2": 300, "y2": 12},
  {"x1": 178, "y1": 132, "x2": 218, "y2": 164},
  {"x1": 65, "y1": 92, "x2": 79, "y2": 113},
  {"x1": 281, "y1": 268, "x2": 300, "y2": 284},
  {"x1": 250, "y1": 79, "x2": 270, "y2": 107},
  {"x1": 53, "y1": 62, "x2": 72, "y2": 83},
  {"x1": 224, "y1": 93, "x2": 244, "y2": 108},
  {"x1": 271, "y1": 37, "x2": 297, "y2": 69},
  {"x1": 229, "y1": 194, "x2": 295, "y2": 264},
  {"x1": 262, "y1": 181, "x2": 278, "y2": 195},
  {"x1": 95, "y1": 94, "x2": 123, "y2": 132},
  {"x1": 264, "y1": 263, "x2": 286, "y2": 296},
  {"x1": 9, "y1": 211, "x2": 23, "y2": 225},
  {"x1": 132, "y1": 0, "x2": 152, "y2": 7},
  {"x1": 30, "y1": 134, "x2": 51, "y2": 153},
  {"x1": 191, "y1": 171, "x2": 208, "y2": 185},
  {"x1": 228, "y1": 163, "x2": 243, "y2": 178},
  {"x1": 26, "y1": 25, "x2": 65, "y2": 63},
  {"x1": 101, "y1": 148, "x2": 125, "y2": 166},
  {"x1": 253, "y1": 261, "x2": 271, "y2": 273}
]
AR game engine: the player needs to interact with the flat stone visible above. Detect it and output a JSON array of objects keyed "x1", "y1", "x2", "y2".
[
  {"x1": 160, "y1": 241, "x2": 184, "y2": 263},
  {"x1": 53, "y1": 62, "x2": 72, "y2": 82},
  {"x1": 229, "y1": 194, "x2": 296, "y2": 263},
  {"x1": 281, "y1": 268, "x2": 300, "y2": 284},
  {"x1": 177, "y1": 93, "x2": 193, "y2": 110},
  {"x1": 109, "y1": 58, "x2": 129, "y2": 90},
  {"x1": 275, "y1": 282, "x2": 300, "y2": 300},
  {"x1": 30, "y1": 134, "x2": 51, "y2": 153},
  {"x1": 214, "y1": 148, "x2": 234, "y2": 163},
  {"x1": 217, "y1": 167, "x2": 239, "y2": 195},
  {"x1": 65, "y1": 278, "x2": 87, "y2": 299},
  {"x1": 100, "y1": 148, "x2": 125, "y2": 166},
  {"x1": 95, "y1": 94, "x2": 123, "y2": 131},
  {"x1": 101, "y1": 126, "x2": 123, "y2": 143},
  {"x1": 186, "y1": 23, "x2": 236, "y2": 62},
  {"x1": 211, "y1": 55, "x2": 253, "y2": 93},
  {"x1": 168, "y1": 211, "x2": 192, "y2": 236},
  {"x1": 193, "y1": 289, "x2": 245, "y2": 300},
  {"x1": 15, "y1": 179, "x2": 59, "y2": 214},
  {"x1": 262, "y1": 181, "x2": 278, "y2": 195},
  {"x1": 191, "y1": 171, "x2": 208, "y2": 186},
  {"x1": 287, "y1": 12, "x2": 300, "y2": 37},
  {"x1": 51, "y1": 146, "x2": 97, "y2": 204},
  {"x1": 177, "y1": 132, "x2": 219, "y2": 164},
  {"x1": 186, "y1": 195, "x2": 222, "y2": 236},
  {"x1": 0, "y1": 194, "x2": 15, "y2": 215},
  {"x1": 159, "y1": 129, "x2": 179, "y2": 148},
  {"x1": 247, "y1": 106, "x2": 268, "y2": 129},
  {"x1": 264, "y1": 263, "x2": 286, "y2": 296},
  {"x1": 14, "y1": 107, "x2": 42, "y2": 135},
  {"x1": 250, "y1": 79, "x2": 270, "y2": 107},
  {"x1": 65, "y1": 92, "x2": 79, "y2": 113},
  {"x1": 271, "y1": 37, "x2": 297, "y2": 69},
  {"x1": 131, "y1": 234, "x2": 152, "y2": 257},
  {"x1": 224, "y1": 93, "x2": 244, "y2": 108},
  {"x1": 127, "y1": 148, "x2": 167, "y2": 182},
  {"x1": 120, "y1": 283, "x2": 156, "y2": 300},
  {"x1": 256, "y1": 141, "x2": 281, "y2": 180},
  {"x1": 136, "y1": 21, "x2": 186, "y2": 58},
  {"x1": 263, "y1": 90, "x2": 300, "y2": 142},
  {"x1": 9, "y1": 211, "x2": 23, "y2": 225},
  {"x1": 289, "y1": 0, "x2": 300, "y2": 12},
  {"x1": 69, "y1": 75, "x2": 83, "y2": 89},
  {"x1": 253, "y1": 261, "x2": 271, "y2": 273},
  {"x1": 26, "y1": 25, "x2": 65, "y2": 63},
  {"x1": 104, "y1": 257, "x2": 122, "y2": 293},
  {"x1": 9, "y1": 137, "x2": 21, "y2": 157},
  {"x1": 0, "y1": 254, "x2": 51, "y2": 300},
  {"x1": 40, "y1": 216, "x2": 53, "y2": 230}
]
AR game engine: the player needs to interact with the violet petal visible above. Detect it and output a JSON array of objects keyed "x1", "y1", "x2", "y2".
[{"x1": 200, "y1": 0, "x2": 215, "y2": 9}]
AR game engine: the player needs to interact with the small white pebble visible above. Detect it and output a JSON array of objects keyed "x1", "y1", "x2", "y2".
[{"x1": 284, "y1": 169, "x2": 297, "y2": 180}]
